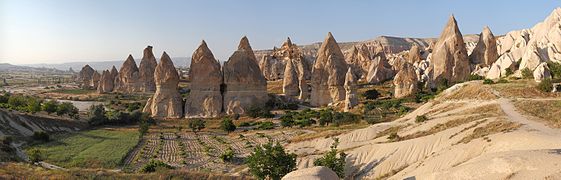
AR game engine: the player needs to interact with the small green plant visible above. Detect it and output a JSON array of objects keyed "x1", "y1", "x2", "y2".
[
  {"x1": 257, "y1": 121, "x2": 275, "y2": 130},
  {"x1": 537, "y1": 78, "x2": 553, "y2": 92},
  {"x1": 246, "y1": 141, "x2": 296, "y2": 180},
  {"x1": 387, "y1": 132, "x2": 400, "y2": 142},
  {"x1": 504, "y1": 68, "x2": 514, "y2": 76},
  {"x1": 521, "y1": 68, "x2": 533, "y2": 79},
  {"x1": 497, "y1": 78, "x2": 508, "y2": 84},
  {"x1": 220, "y1": 118, "x2": 236, "y2": 133},
  {"x1": 415, "y1": 115, "x2": 428, "y2": 123},
  {"x1": 313, "y1": 138, "x2": 347, "y2": 178},
  {"x1": 483, "y1": 79, "x2": 494, "y2": 84},
  {"x1": 188, "y1": 119, "x2": 206, "y2": 133},
  {"x1": 362, "y1": 89, "x2": 381, "y2": 100},
  {"x1": 27, "y1": 148, "x2": 43, "y2": 163},
  {"x1": 139, "y1": 160, "x2": 173, "y2": 173},
  {"x1": 220, "y1": 148, "x2": 235, "y2": 162},
  {"x1": 468, "y1": 74, "x2": 485, "y2": 81},
  {"x1": 32, "y1": 131, "x2": 50, "y2": 142}
]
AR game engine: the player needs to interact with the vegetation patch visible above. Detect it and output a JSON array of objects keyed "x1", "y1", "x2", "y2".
[
  {"x1": 27, "y1": 128, "x2": 139, "y2": 169},
  {"x1": 514, "y1": 100, "x2": 561, "y2": 128},
  {"x1": 458, "y1": 120, "x2": 521, "y2": 144}
]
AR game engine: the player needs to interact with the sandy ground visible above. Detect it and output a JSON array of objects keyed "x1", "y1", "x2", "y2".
[{"x1": 287, "y1": 81, "x2": 561, "y2": 179}]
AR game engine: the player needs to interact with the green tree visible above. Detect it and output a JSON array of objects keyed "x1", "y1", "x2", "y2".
[
  {"x1": 56, "y1": 102, "x2": 77, "y2": 116},
  {"x1": 188, "y1": 119, "x2": 206, "y2": 133},
  {"x1": 220, "y1": 118, "x2": 236, "y2": 133},
  {"x1": 8, "y1": 95, "x2": 27, "y2": 108},
  {"x1": 537, "y1": 78, "x2": 553, "y2": 92},
  {"x1": 88, "y1": 104, "x2": 107, "y2": 125},
  {"x1": 313, "y1": 138, "x2": 347, "y2": 178},
  {"x1": 247, "y1": 141, "x2": 297, "y2": 180},
  {"x1": 28, "y1": 148, "x2": 43, "y2": 163},
  {"x1": 319, "y1": 109, "x2": 333, "y2": 126},
  {"x1": 27, "y1": 98, "x2": 41, "y2": 113},
  {"x1": 220, "y1": 147, "x2": 235, "y2": 162},
  {"x1": 42, "y1": 100, "x2": 59, "y2": 114}
]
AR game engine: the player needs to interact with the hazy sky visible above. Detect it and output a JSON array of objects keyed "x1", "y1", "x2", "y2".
[{"x1": 1, "y1": 0, "x2": 560, "y2": 65}]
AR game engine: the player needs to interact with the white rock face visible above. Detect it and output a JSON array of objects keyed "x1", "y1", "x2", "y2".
[
  {"x1": 310, "y1": 32, "x2": 348, "y2": 107},
  {"x1": 344, "y1": 68, "x2": 358, "y2": 112},
  {"x1": 143, "y1": 52, "x2": 183, "y2": 118},
  {"x1": 533, "y1": 62, "x2": 551, "y2": 82},
  {"x1": 282, "y1": 166, "x2": 339, "y2": 180},
  {"x1": 486, "y1": 53, "x2": 516, "y2": 79},
  {"x1": 366, "y1": 55, "x2": 394, "y2": 84}
]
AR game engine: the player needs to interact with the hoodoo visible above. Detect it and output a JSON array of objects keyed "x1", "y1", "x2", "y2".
[
  {"x1": 143, "y1": 52, "x2": 183, "y2": 118},
  {"x1": 138, "y1": 46, "x2": 158, "y2": 92},
  {"x1": 431, "y1": 15, "x2": 470, "y2": 84},
  {"x1": 115, "y1": 55, "x2": 142, "y2": 93},
  {"x1": 310, "y1": 32, "x2": 348, "y2": 106}
]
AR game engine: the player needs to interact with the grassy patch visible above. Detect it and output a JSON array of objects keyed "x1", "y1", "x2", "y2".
[
  {"x1": 49, "y1": 89, "x2": 96, "y2": 95},
  {"x1": 26, "y1": 128, "x2": 139, "y2": 169},
  {"x1": 514, "y1": 100, "x2": 561, "y2": 128},
  {"x1": 458, "y1": 120, "x2": 521, "y2": 144}
]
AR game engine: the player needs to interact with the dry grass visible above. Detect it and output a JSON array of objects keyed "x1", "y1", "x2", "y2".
[
  {"x1": 458, "y1": 120, "x2": 521, "y2": 144},
  {"x1": 289, "y1": 122, "x2": 370, "y2": 143},
  {"x1": 266, "y1": 80, "x2": 283, "y2": 94},
  {"x1": 514, "y1": 100, "x2": 561, "y2": 128},
  {"x1": 492, "y1": 80, "x2": 561, "y2": 98},
  {"x1": 442, "y1": 83, "x2": 498, "y2": 100},
  {"x1": 375, "y1": 124, "x2": 407, "y2": 139}
]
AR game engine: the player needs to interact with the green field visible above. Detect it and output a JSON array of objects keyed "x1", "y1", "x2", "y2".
[
  {"x1": 28, "y1": 128, "x2": 139, "y2": 169},
  {"x1": 50, "y1": 89, "x2": 96, "y2": 95}
]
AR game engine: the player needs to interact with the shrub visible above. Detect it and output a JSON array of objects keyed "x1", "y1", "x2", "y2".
[
  {"x1": 32, "y1": 131, "x2": 50, "y2": 142},
  {"x1": 56, "y1": 102, "x2": 78, "y2": 116},
  {"x1": 362, "y1": 89, "x2": 381, "y2": 100},
  {"x1": 87, "y1": 104, "x2": 107, "y2": 126},
  {"x1": 126, "y1": 102, "x2": 142, "y2": 112},
  {"x1": 239, "y1": 121, "x2": 254, "y2": 127},
  {"x1": 483, "y1": 79, "x2": 494, "y2": 84},
  {"x1": 257, "y1": 121, "x2": 275, "y2": 130},
  {"x1": 504, "y1": 68, "x2": 514, "y2": 76},
  {"x1": 547, "y1": 61, "x2": 561, "y2": 79},
  {"x1": 436, "y1": 79, "x2": 449, "y2": 93},
  {"x1": 139, "y1": 160, "x2": 173, "y2": 173},
  {"x1": 188, "y1": 119, "x2": 206, "y2": 133},
  {"x1": 1, "y1": 136, "x2": 13, "y2": 145},
  {"x1": 247, "y1": 106, "x2": 274, "y2": 118},
  {"x1": 42, "y1": 100, "x2": 59, "y2": 114},
  {"x1": 415, "y1": 115, "x2": 428, "y2": 123},
  {"x1": 27, "y1": 98, "x2": 41, "y2": 113},
  {"x1": 332, "y1": 112, "x2": 359, "y2": 127},
  {"x1": 313, "y1": 138, "x2": 346, "y2": 178},
  {"x1": 7, "y1": 95, "x2": 27, "y2": 108},
  {"x1": 537, "y1": 78, "x2": 553, "y2": 92},
  {"x1": 220, "y1": 148, "x2": 235, "y2": 162},
  {"x1": 521, "y1": 68, "x2": 533, "y2": 79},
  {"x1": 468, "y1": 74, "x2": 484, "y2": 81},
  {"x1": 247, "y1": 141, "x2": 296, "y2": 180},
  {"x1": 387, "y1": 132, "x2": 400, "y2": 142},
  {"x1": 28, "y1": 148, "x2": 43, "y2": 163},
  {"x1": 220, "y1": 118, "x2": 236, "y2": 133}
]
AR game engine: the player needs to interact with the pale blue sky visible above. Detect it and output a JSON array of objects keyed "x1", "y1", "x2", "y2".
[{"x1": 1, "y1": 0, "x2": 560, "y2": 65}]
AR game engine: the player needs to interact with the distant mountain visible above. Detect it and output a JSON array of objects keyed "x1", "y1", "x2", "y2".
[
  {"x1": 0, "y1": 63, "x2": 68, "y2": 74},
  {"x1": 23, "y1": 57, "x2": 190, "y2": 71}
]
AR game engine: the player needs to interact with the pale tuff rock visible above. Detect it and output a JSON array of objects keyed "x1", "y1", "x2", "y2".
[
  {"x1": 486, "y1": 53, "x2": 516, "y2": 79},
  {"x1": 471, "y1": 65, "x2": 489, "y2": 77},
  {"x1": 344, "y1": 68, "x2": 358, "y2": 112},
  {"x1": 408, "y1": 44, "x2": 422, "y2": 64},
  {"x1": 184, "y1": 41, "x2": 223, "y2": 118},
  {"x1": 366, "y1": 55, "x2": 395, "y2": 84},
  {"x1": 110, "y1": 65, "x2": 119, "y2": 80},
  {"x1": 519, "y1": 42, "x2": 545, "y2": 71},
  {"x1": 97, "y1": 70, "x2": 114, "y2": 93},
  {"x1": 469, "y1": 26, "x2": 499, "y2": 66},
  {"x1": 533, "y1": 62, "x2": 551, "y2": 82},
  {"x1": 77, "y1": 65, "x2": 95, "y2": 89},
  {"x1": 259, "y1": 55, "x2": 285, "y2": 81},
  {"x1": 431, "y1": 15, "x2": 470, "y2": 84},
  {"x1": 115, "y1": 55, "x2": 142, "y2": 93},
  {"x1": 90, "y1": 71, "x2": 101, "y2": 90},
  {"x1": 282, "y1": 166, "x2": 339, "y2": 180},
  {"x1": 345, "y1": 44, "x2": 372, "y2": 80},
  {"x1": 143, "y1": 52, "x2": 183, "y2": 118},
  {"x1": 394, "y1": 63, "x2": 418, "y2": 98},
  {"x1": 283, "y1": 60, "x2": 300, "y2": 96},
  {"x1": 223, "y1": 37, "x2": 269, "y2": 115},
  {"x1": 310, "y1": 32, "x2": 348, "y2": 106},
  {"x1": 139, "y1": 46, "x2": 158, "y2": 92},
  {"x1": 259, "y1": 37, "x2": 311, "y2": 81}
]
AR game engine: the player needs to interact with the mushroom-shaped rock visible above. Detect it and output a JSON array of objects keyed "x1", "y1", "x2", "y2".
[
  {"x1": 282, "y1": 166, "x2": 339, "y2": 180},
  {"x1": 223, "y1": 37, "x2": 269, "y2": 115},
  {"x1": 110, "y1": 65, "x2": 119, "y2": 80},
  {"x1": 344, "y1": 68, "x2": 358, "y2": 112},
  {"x1": 283, "y1": 60, "x2": 300, "y2": 96},
  {"x1": 431, "y1": 15, "x2": 470, "y2": 84},
  {"x1": 408, "y1": 45, "x2": 422, "y2": 64},
  {"x1": 184, "y1": 41, "x2": 223, "y2": 118},
  {"x1": 115, "y1": 55, "x2": 142, "y2": 93},
  {"x1": 310, "y1": 32, "x2": 348, "y2": 106},
  {"x1": 394, "y1": 63, "x2": 419, "y2": 98},
  {"x1": 143, "y1": 52, "x2": 183, "y2": 118},
  {"x1": 139, "y1": 46, "x2": 158, "y2": 92},
  {"x1": 366, "y1": 55, "x2": 394, "y2": 84},
  {"x1": 469, "y1": 26, "x2": 498, "y2": 66}
]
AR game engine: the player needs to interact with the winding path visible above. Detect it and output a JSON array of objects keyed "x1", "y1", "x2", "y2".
[{"x1": 497, "y1": 98, "x2": 561, "y2": 136}]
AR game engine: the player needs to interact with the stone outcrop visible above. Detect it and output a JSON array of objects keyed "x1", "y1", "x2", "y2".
[
  {"x1": 533, "y1": 62, "x2": 551, "y2": 82},
  {"x1": 259, "y1": 55, "x2": 285, "y2": 81},
  {"x1": 90, "y1": 71, "x2": 101, "y2": 89},
  {"x1": 259, "y1": 37, "x2": 311, "y2": 81},
  {"x1": 366, "y1": 55, "x2": 394, "y2": 84},
  {"x1": 394, "y1": 63, "x2": 418, "y2": 98},
  {"x1": 139, "y1": 46, "x2": 158, "y2": 92},
  {"x1": 469, "y1": 26, "x2": 498, "y2": 67},
  {"x1": 310, "y1": 32, "x2": 348, "y2": 106},
  {"x1": 97, "y1": 70, "x2": 114, "y2": 93},
  {"x1": 184, "y1": 41, "x2": 223, "y2": 118},
  {"x1": 77, "y1": 65, "x2": 95, "y2": 89},
  {"x1": 344, "y1": 68, "x2": 358, "y2": 112},
  {"x1": 345, "y1": 44, "x2": 372, "y2": 80},
  {"x1": 223, "y1": 37, "x2": 269, "y2": 115},
  {"x1": 143, "y1": 52, "x2": 183, "y2": 118},
  {"x1": 408, "y1": 45, "x2": 422, "y2": 64},
  {"x1": 282, "y1": 166, "x2": 339, "y2": 180},
  {"x1": 283, "y1": 60, "x2": 300, "y2": 96},
  {"x1": 486, "y1": 53, "x2": 516, "y2": 79},
  {"x1": 110, "y1": 65, "x2": 119, "y2": 80},
  {"x1": 431, "y1": 15, "x2": 470, "y2": 84},
  {"x1": 115, "y1": 55, "x2": 142, "y2": 93}
]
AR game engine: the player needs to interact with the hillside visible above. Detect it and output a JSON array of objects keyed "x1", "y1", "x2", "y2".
[
  {"x1": 287, "y1": 80, "x2": 561, "y2": 179},
  {"x1": 22, "y1": 57, "x2": 190, "y2": 71}
]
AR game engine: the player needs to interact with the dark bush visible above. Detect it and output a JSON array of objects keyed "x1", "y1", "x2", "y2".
[
  {"x1": 537, "y1": 78, "x2": 553, "y2": 92},
  {"x1": 362, "y1": 89, "x2": 381, "y2": 100},
  {"x1": 483, "y1": 79, "x2": 494, "y2": 84},
  {"x1": 468, "y1": 74, "x2": 484, "y2": 81},
  {"x1": 547, "y1": 61, "x2": 561, "y2": 79},
  {"x1": 415, "y1": 115, "x2": 428, "y2": 123},
  {"x1": 246, "y1": 106, "x2": 274, "y2": 118},
  {"x1": 139, "y1": 160, "x2": 173, "y2": 173},
  {"x1": 32, "y1": 131, "x2": 50, "y2": 142},
  {"x1": 256, "y1": 121, "x2": 275, "y2": 130},
  {"x1": 188, "y1": 119, "x2": 206, "y2": 133},
  {"x1": 521, "y1": 68, "x2": 533, "y2": 79},
  {"x1": 220, "y1": 118, "x2": 236, "y2": 133}
]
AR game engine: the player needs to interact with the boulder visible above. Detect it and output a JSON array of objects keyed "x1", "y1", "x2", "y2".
[
  {"x1": 143, "y1": 52, "x2": 183, "y2": 118},
  {"x1": 310, "y1": 32, "x2": 348, "y2": 106},
  {"x1": 77, "y1": 65, "x2": 95, "y2": 89},
  {"x1": 366, "y1": 55, "x2": 394, "y2": 84},
  {"x1": 408, "y1": 44, "x2": 422, "y2": 64},
  {"x1": 394, "y1": 63, "x2": 418, "y2": 98},
  {"x1": 431, "y1": 15, "x2": 470, "y2": 84},
  {"x1": 282, "y1": 166, "x2": 339, "y2": 180},
  {"x1": 344, "y1": 68, "x2": 358, "y2": 112},
  {"x1": 486, "y1": 53, "x2": 516, "y2": 79},
  {"x1": 534, "y1": 62, "x2": 551, "y2": 82},
  {"x1": 184, "y1": 41, "x2": 223, "y2": 118},
  {"x1": 283, "y1": 60, "x2": 300, "y2": 96},
  {"x1": 115, "y1": 55, "x2": 142, "y2": 93},
  {"x1": 97, "y1": 70, "x2": 114, "y2": 93},
  {"x1": 223, "y1": 37, "x2": 269, "y2": 115},
  {"x1": 469, "y1": 26, "x2": 498, "y2": 67},
  {"x1": 139, "y1": 46, "x2": 158, "y2": 92}
]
